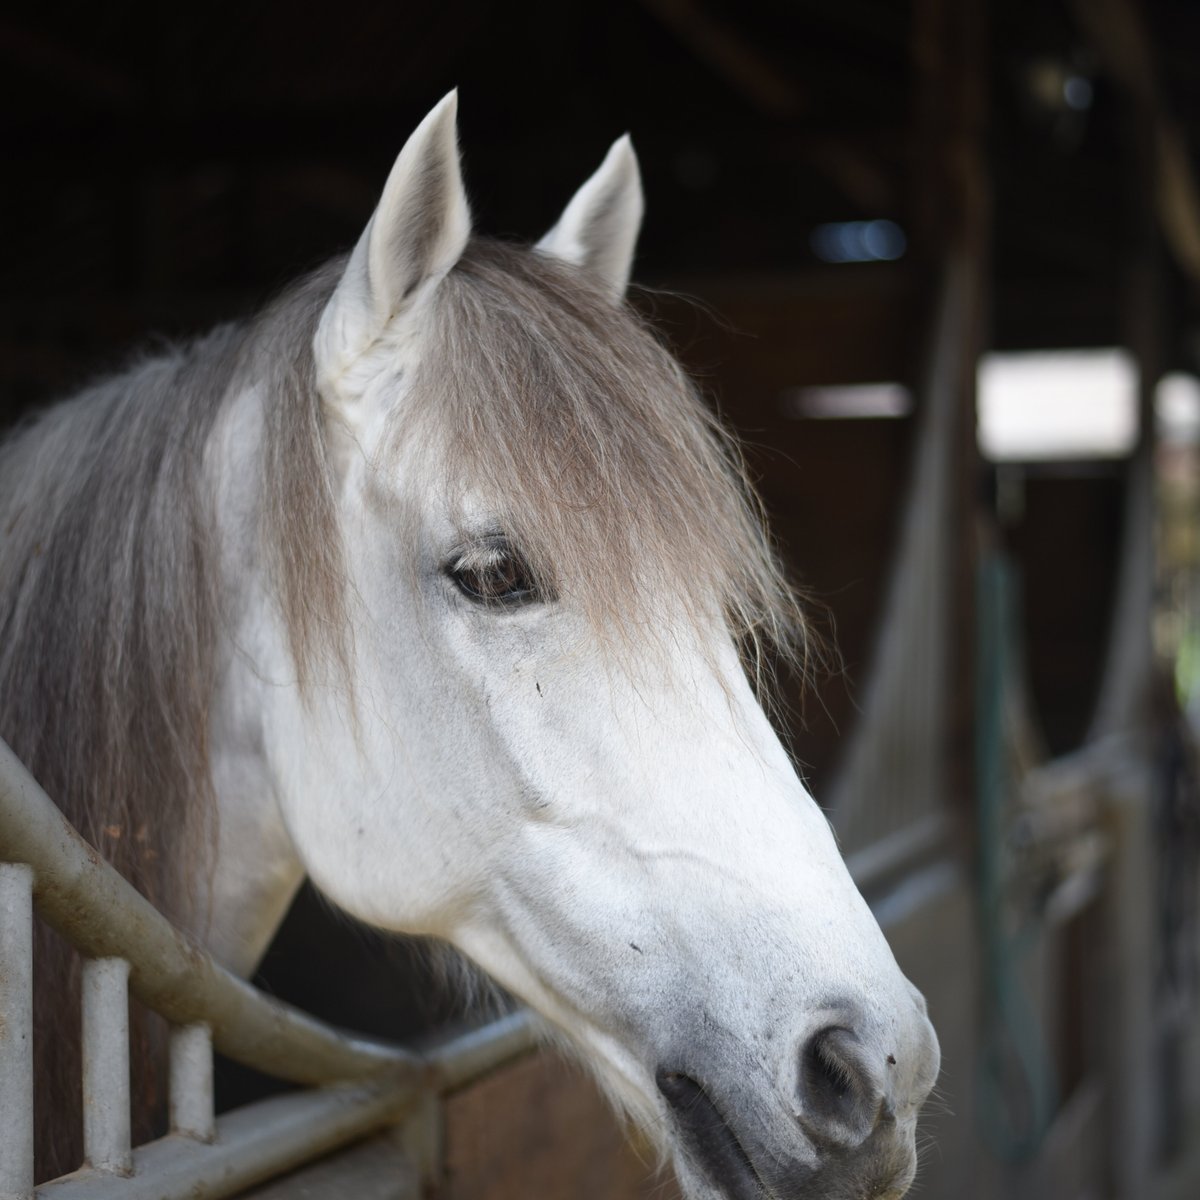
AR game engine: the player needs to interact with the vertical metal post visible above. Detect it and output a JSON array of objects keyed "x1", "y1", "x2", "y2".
[
  {"x1": 400, "y1": 1091, "x2": 444, "y2": 1194},
  {"x1": 0, "y1": 863, "x2": 34, "y2": 1200},
  {"x1": 169, "y1": 1022, "x2": 215, "y2": 1141},
  {"x1": 81, "y1": 956, "x2": 132, "y2": 1174}
]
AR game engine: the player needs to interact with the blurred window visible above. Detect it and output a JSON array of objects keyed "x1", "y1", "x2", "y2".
[
  {"x1": 977, "y1": 348, "x2": 1139, "y2": 461},
  {"x1": 780, "y1": 382, "x2": 912, "y2": 420}
]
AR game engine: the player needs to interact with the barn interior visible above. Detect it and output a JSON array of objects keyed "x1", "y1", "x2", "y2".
[{"x1": 5, "y1": 1, "x2": 1200, "y2": 1197}]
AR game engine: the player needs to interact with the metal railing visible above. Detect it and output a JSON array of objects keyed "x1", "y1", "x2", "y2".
[{"x1": 0, "y1": 737, "x2": 539, "y2": 1200}]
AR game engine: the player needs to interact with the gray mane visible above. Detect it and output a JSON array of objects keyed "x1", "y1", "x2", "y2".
[
  {"x1": 0, "y1": 263, "x2": 343, "y2": 920},
  {"x1": 0, "y1": 332, "x2": 237, "y2": 906},
  {"x1": 0, "y1": 261, "x2": 340, "y2": 1177}
]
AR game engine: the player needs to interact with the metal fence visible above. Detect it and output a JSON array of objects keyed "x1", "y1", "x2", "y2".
[{"x1": 0, "y1": 737, "x2": 538, "y2": 1200}]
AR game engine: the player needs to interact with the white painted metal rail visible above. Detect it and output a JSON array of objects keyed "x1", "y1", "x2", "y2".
[{"x1": 0, "y1": 737, "x2": 539, "y2": 1199}]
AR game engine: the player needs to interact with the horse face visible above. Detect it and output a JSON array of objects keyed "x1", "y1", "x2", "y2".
[{"x1": 276, "y1": 94, "x2": 939, "y2": 1199}]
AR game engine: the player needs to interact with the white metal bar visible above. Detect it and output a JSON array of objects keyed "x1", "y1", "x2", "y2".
[
  {"x1": 81, "y1": 957, "x2": 132, "y2": 1174},
  {"x1": 423, "y1": 1009, "x2": 540, "y2": 1093},
  {"x1": 39, "y1": 1010, "x2": 542, "y2": 1200},
  {"x1": 235, "y1": 1132, "x2": 420, "y2": 1199},
  {"x1": 0, "y1": 862, "x2": 34, "y2": 1200},
  {"x1": 37, "y1": 1078, "x2": 413, "y2": 1199},
  {"x1": 398, "y1": 1092, "x2": 442, "y2": 1190},
  {"x1": 169, "y1": 1023, "x2": 215, "y2": 1141}
]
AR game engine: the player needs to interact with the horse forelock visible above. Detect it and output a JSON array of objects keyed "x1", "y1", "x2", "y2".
[{"x1": 397, "y1": 238, "x2": 812, "y2": 690}]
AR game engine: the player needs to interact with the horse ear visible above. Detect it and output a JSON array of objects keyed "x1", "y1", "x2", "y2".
[
  {"x1": 316, "y1": 90, "x2": 471, "y2": 384},
  {"x1": 536, "y1": 135, "x2": 644, "y2": 302}
]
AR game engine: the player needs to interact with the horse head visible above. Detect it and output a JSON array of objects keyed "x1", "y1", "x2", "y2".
[{"x1": 233, "y1": 92, "x2": 939, "y2": 1199}]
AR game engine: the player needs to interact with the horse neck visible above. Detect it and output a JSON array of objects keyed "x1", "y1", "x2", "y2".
[{"x1": 199, "y1": 381, "x2": 307, "y2": 976}]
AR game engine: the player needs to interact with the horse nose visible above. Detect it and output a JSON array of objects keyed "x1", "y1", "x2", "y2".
[
  {"x1": 798, "y1": 1003, "x2": 939, "y2": 1149},
  {"x1": 798, "y1": 1025, "x2": 889, "y2": 1148}
]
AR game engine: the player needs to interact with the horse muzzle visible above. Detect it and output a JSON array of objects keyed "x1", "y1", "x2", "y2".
[{"x1": 654, "y1": 1000, "x2": 939, "y2": 1200}]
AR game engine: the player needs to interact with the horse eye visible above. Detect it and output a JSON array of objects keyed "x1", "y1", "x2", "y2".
[{"x1": 447, "y1": 544, "x2": 543, "y2": 608}]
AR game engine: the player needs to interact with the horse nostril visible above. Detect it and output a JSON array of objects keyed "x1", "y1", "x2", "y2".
[{"x1": 799, "y1": 1026, "x2": 885, "y2": 1148}]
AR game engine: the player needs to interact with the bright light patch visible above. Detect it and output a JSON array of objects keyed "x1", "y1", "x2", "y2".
[
  {"x1": 780, "y1": 383, "x2": 912, "y2": 420},
  {"x1": 811, "y1": 220, "x2": 907, "y2": 264},
  {"x1": 1157, "y1": 373, "x2": 1200, "y2": 445},
  {"x1": 977, "y1": 348, "x2": 1139, "y2": 461},
  {"x1": 1063, "y1": 75, "x2": 1093, "y2": 111}
]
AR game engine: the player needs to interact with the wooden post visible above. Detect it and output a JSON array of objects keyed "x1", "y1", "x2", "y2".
[{"x1": 908, "y1": 0, "x2": 990, "y2": 822}]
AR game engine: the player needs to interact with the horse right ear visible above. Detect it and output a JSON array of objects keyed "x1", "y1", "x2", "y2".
[
  {"x1": 315, "y1": 90, "x2": 471, "y2": 394},
  {"x1": 536, "y1": 135, "x2": 643, "y2": 302}
]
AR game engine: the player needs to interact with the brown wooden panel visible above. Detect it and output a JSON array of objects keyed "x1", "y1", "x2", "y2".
[
  {"x1": 441, "y1": 1052, "x2": 681, "y2": 1200},
  {"x1": 1003, "y1": 469, "x2": 1125, "y2": 755},
  {"x1": 650, "y1": 267, "x2": 923, "y2": 408},
  {"x1": 649, "y1": 272, "x2": 924, "y2": 790}
]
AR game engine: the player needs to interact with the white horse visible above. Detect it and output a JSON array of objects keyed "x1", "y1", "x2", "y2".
[{"x1": 0, "y1": 93, "x2": 938, "y2": 1197}]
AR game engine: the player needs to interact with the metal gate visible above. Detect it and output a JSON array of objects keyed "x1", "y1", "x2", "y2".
[{"x1": 0, "y1": 737, "x2": 537, "y2": 1199}]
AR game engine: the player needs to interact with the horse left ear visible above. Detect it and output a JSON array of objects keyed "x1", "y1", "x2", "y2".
[
  {"x1": 536, "y1": 135, "x2": 644, "y2": 302},
  {"x1": 316, "y1": 90, "x2": 471, "y2": 388}
]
